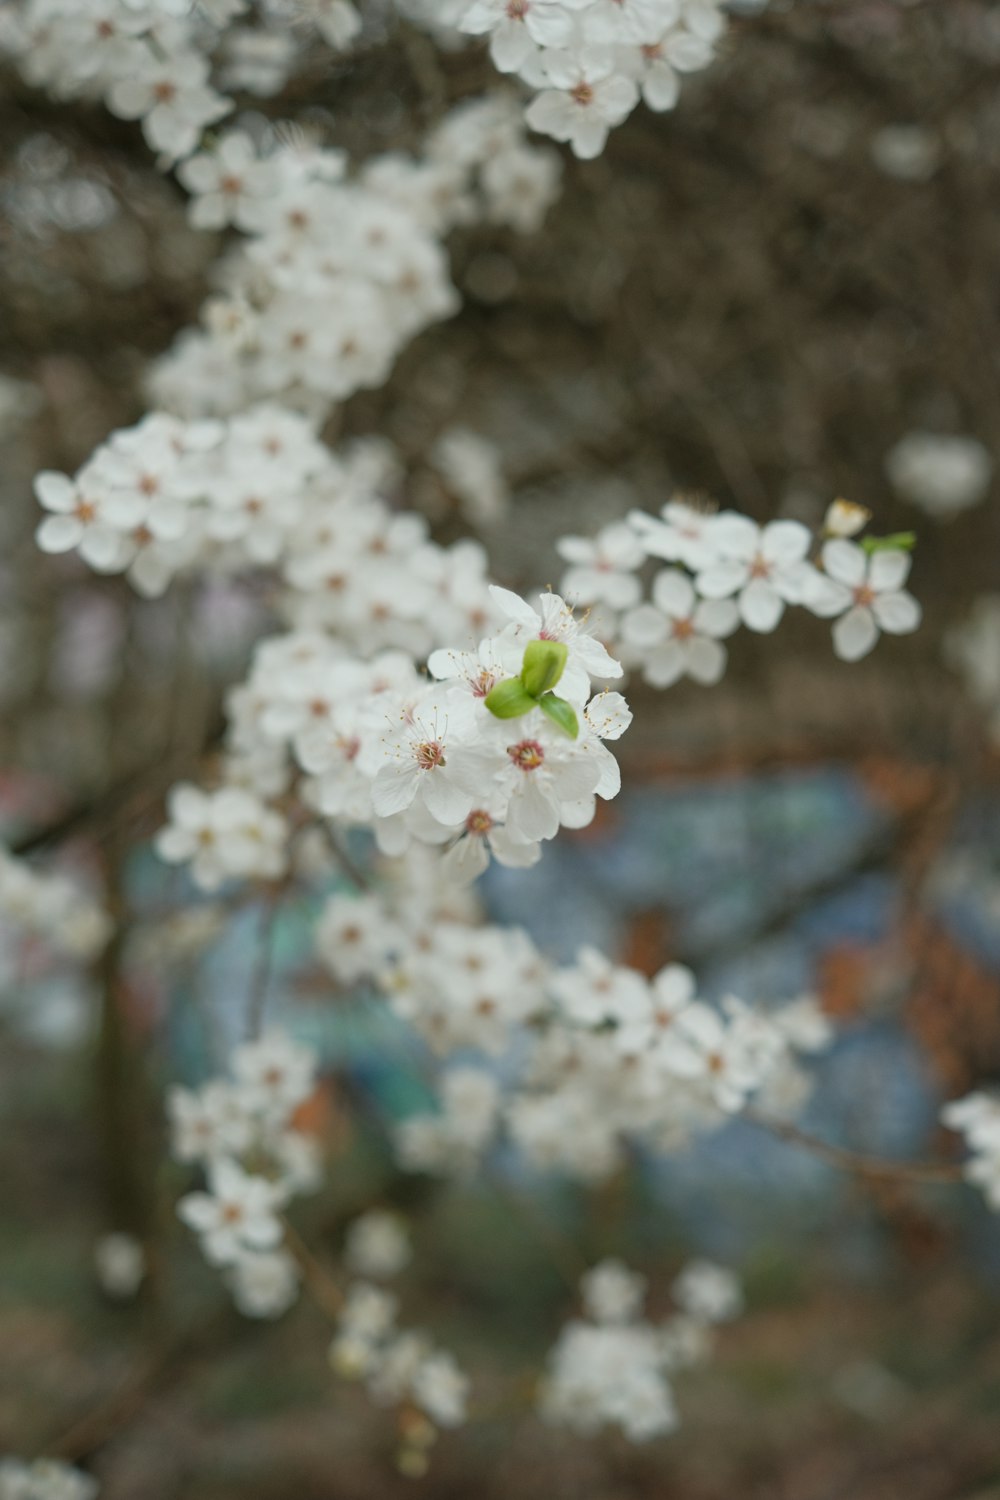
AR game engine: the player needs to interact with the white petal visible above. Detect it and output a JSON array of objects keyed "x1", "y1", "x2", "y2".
[
  {"x1": 692, "y1": 597, "x2": 739, "y2": 638},
  {"x1": 622, "y1": 603, "x2": 668, "y2": 648},
  {"x1": 487, "y1": 584, "x2": 540, "y2": 629},
  {"x1": 642, "y1": 61, "x2": 679, "y2": 112},
  {"x1": 739, "y1": 579, "x2": 784, "y2": 633},
  {"x1": 832, "y1": 606, "x2": 878, "y2": 661},
  {"x1": 443, "y1": 835, "x2": 490, "y2": 885},
  {"x1": 421, "y1": 772, "x2": 474, "y2": 825},
  {"x1": 644, "y1": 640, "x2": 685, "y2": 688},
  {"x1": 761, "y1": 519, "x2": 810, "y2": 564},
  {"x1": 510, "y1": 776, "x2": 559, "y2": 841},
  {"x1": 802, "y1": 571, "x2": 852, "y2": 618},
  {"x1": 651, "y1": 567, "x2": 695, "y2": 618},
  {"x1": 36, "y1": 515, "x2": 81, "y2": 553},
  {"x1": 869, "y1": 549, "x2": 911, "y2": 592},
  {"x1": 490, "y1": 19, "x2": 533, "y2": 72},
  {"x1": 685, "y1": 636, "x2": 726, "y2": 684},
  {"x1": 822, "y1": 539, "x2": 866, "y2": 588},
  {"x1": 371, "y1": 764, "x2": 420, "y2": 817},
  {"x1": 34, "y1": 471, "x2": 76, "y2": 512},
  {"x1": 710, "y1": 512, "x2": 759, "y2": 560},
  {"x1": 696, "y1": 559, "x2": 748, "y2": 598},
  {"x1": 872, "y1": 590, "x2": 920, "y2": 635}
]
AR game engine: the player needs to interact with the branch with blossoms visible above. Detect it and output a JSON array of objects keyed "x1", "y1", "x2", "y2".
[{"x1": 1, "y1": 2, "x2": 995, "y2": 1495}]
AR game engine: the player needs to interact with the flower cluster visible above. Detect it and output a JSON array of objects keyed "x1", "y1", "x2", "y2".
[
  {"x1": 173, "y1": 1029, "x2": 322, "y2": 1317},
  {"x1": 320, "y1": 892, "x2": 548, "y2": 1055},
  {"x1": 396, "y1": 952, "x2": 832, "y2": 1180},
  {"x1": 0, "y1": 846, "x2": 110, "y2": 961},
  {"x1": 540, "y1": 1257, "x2": 741, "y2": 1441},
  {"x1": 159, "y1": 585, "x2": 631, "y2": 893},
  {"x1": 0, "y1": 1461, "x2": 97, "y2": 1500},
  {"x1": 1, "y1": 0, "x2": 376, "y2": 167},
  {"x1": 456, "y1": 0, "x2": 728, "y2": 157},
  {"x1": 34, "y1": 409, "x2": 501, "y2": 636},
  {"x1": 156, "y1": 785, "x2": 289, "y2": 892},
  {"x1": 559, "y1": 497, "x2": 922, "y2": 681},
  {"x1": 331, "y1": 1235, "x2": 470, "y2": 1447},
  {"x1": 12, "y1": 0, "x2": 941, "y2": 1472},
  {"x1": 6, "y1": 1, "x2": 234, "y2": 164},
  {"x1": 152, "y1": 97, "x2": 560, "y2": 421},
  {"x1": 941, "y1": 1092, "x2": 1000, "y2": 1211}
]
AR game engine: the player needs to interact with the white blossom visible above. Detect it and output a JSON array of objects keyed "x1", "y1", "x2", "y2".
[
  {"x1": 804, "y1": 541, "x2": 921, "y2": 662},
  {"x1": 696, "y1": 516, "x2": 813, "y2": 634}
]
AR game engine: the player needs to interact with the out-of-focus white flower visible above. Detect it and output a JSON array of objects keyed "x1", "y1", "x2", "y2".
[
  {"x1": 696, "y1": 516, "x2": 813, "y2": 633},
  {"x1": 107, "y1": 50, "x2": 232, "y2": 162},
  {"x1": 870, "y1": 124, "x2": 942, "y2": 182},
  {"x1": 432, "y1": 428, "x2": 509, "y2": 524},
  {"x1": 672, "y1": 1260, "x2": 743, "y2": 1323},
  {"x1": 885, "y1": 431, "x2": 992, "y2": 518},
  {"x1": 581, "y1": 1259, "x2": 647, "y2": 1324},
  {"x1": 228, "y1": 1248, "x2": 300, "y2": 1317},
  {"x1": 525, "y1": 48, "x2": 640, "y2": 159},
  {"x1": 0, "y1": 1458, "x2": 99, "y2": 1500},
  {"x1": 94, "y1": 1233, "x2": 145, "y2": 1299},
  {"x1": 804, "y1": 540, "x2": 921, "y2": 662},
  {"x1": 558, "y1": 522, "x2": 645, "y2": 610},
  {"x1": 622, "y1": 568, "x2": 738, "y2": 686},
  {"x1": 178, "y1": 1157, "x2": 285, "y2": 1266},
  {"x1": 155, "y1": 784, "x2": 289, "y2": 890},
  {"x1": 345, "y1": 1211, "x2": 412, "y2": 1279},
  {"x1": 177, "y1": 132, "x2": 281, "y2": 231}
]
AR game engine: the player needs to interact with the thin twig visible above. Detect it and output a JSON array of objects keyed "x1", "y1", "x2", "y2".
[{"x1": 745, "y1": 1109, "x2": 965, "y2": 1186}]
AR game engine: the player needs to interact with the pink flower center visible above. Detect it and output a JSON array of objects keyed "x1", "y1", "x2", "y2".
[
  {"x1": 749, "y1": 554, "x2": 772, "y2": 580},
  {"x1": 508, "y1": 739, "x2": 545, "y2": 772},
  {"x1": 506, "y1": 0, "x2": 529, "y2": 15},
  {"x1": 415, "y1": 740, "x2": 446, "y2": 771},
  {"x1": 853, "y1": 584, "x2": 876, "y2": 607},
  {"x1": 472, "y1": 668, "x2": 497, "y2": 699},
  {"x1": 466, "y1": 809, "x2": 494, "y2": 835},
  {"x1": 672, "y1": 617, "x2": 695, "y2": 640},
  {"x1": 570, "y1": 83, "x2": 594, "y2": 107}
]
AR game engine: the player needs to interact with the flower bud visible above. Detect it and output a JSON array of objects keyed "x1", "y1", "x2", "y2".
[{"x1": 823, "y1": 498, "x2": 871, "y2": 539}]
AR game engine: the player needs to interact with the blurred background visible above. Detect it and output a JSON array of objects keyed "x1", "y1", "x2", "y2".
[{"x1": 3, "y1": 0, "x2": 1000, "y2": 1495}]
